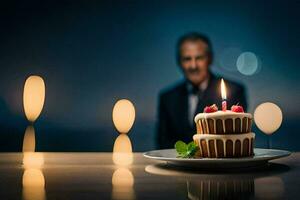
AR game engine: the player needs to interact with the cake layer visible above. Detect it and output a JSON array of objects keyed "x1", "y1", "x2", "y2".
[
  {"x1": 187, "y1": 179, "x2": 254, "y2": 200},
  {"x1": 193, "y1": 132, "x2": 255, "y2": 158},
  {"x1": 194, "y1": 111, "x2": 252, "y2": 134}
]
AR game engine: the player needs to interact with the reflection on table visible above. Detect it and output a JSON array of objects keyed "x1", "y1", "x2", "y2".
[
  {"x1": 145, "y1": 162, "x2": 289, "y2": 200},
  {"x1": 112, "y1": 133, "x2": 135, "y2": 200},
  {"x1": 22, "y1": 152, "x2": 45, "y2": 200},
  {"x1": 0, "y1": 153, "x2": 297, "y2": 200}
]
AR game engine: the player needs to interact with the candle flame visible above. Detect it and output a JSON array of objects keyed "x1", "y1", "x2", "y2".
[{"x1": 221, "y1": 78, "x2": 227, "y2": 99}]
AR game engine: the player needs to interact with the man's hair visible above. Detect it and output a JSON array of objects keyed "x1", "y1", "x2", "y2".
[{"x1": 176, "y1": 32, "x2": 213, "y2": 66}]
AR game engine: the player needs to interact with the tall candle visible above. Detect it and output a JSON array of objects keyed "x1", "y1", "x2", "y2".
[{"x1": 221, "y1": 78, "x2": 227, "y2": 111}]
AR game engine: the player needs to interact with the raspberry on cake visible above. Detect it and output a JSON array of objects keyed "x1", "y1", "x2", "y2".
[
  {"x1": 203, "y1": 104, "x2": 218, "y2": 113},
  {"x1": 231, "y1": 104, "x2": 244, "y2": 113},
  {"x1": 193, "y1": 105, "x2": 255, "y2": 158}
]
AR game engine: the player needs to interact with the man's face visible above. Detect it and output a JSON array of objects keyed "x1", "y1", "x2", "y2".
[{"x1": 179, "y1": 40, "x2": 211, "y2": 86}]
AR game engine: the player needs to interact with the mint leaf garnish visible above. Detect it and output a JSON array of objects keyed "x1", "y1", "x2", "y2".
[
  {"x1": 187, "y1": 141, "x2": 199, "y2": 156},
  {"x1": 187, "y1": 141, "x2": 195, "y2": 151},
  {"x1": 175, "y1": 140, "x2": 199, "y2": 158},
  {"x1": 175, "y1": 140, "x2": 187, "y2": 155}
]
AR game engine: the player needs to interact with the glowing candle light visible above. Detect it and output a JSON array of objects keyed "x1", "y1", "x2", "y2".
[
  {"x1": 254, "y1": 102, "x2": 283, "y2": 135},
  {"x1": 254, "y1": 102, "x2": 283, "y2": 148},
  {"x1": 22, "y1": 168, "x2": 46, "y2": 200},
  {"x1": 221, "y1": 78, "x2": 227, "y2": 111},
  {"x1": 111, "y1": 99, "x2": 136, "y2": 199},
  {"x1": 112, "y1": 99, "x2": 135, "y2": 166},
  {"x1": 22, "y1": 152, "x2": 45, "y2": 200},
  {"x1": 112, "y1": 99, "x2": 135, "y2": 134},
  {"x1": 112, "y1": 168, "x2": 134, "y2": 187},
  {"x1": 22, "y1": 126, "x2": 36, "y2": 152},
  {"x1": 23, "y1": 75, "x2": 46, "y2": 123},
  {"x1": 23, "y1": 152, "x2": 44, "y2": 169},
  {"x1": 112, "y1": 168, "x2": 135, "y2": 199},
  {"x1": 112, "y1": 134, "x2": 133, "y2": 166},
  {"x1": 22, "y1": 169, "x2": 45, "y2": 187}
]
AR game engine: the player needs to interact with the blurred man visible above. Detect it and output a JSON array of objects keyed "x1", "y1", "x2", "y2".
[{"x1": 156, "y1": 32, "x2": 247, "y2": 149}]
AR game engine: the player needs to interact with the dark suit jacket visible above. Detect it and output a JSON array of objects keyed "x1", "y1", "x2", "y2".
[{"x1": 156, "y1": 74, "x2": 247, "y2": 149}]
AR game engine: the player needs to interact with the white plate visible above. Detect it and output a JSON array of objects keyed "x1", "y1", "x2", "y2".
[{"x1": 143, "y1": 148, "x2": 291, "y2": 170}]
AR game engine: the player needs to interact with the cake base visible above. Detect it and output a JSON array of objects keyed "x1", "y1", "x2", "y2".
[{"x1": 193, "y1": 132, "x2": 255, "y2": 158}]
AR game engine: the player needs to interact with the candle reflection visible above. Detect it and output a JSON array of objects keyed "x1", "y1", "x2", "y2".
[
  {"x1": 111, "y1": 135, "x2": 135, "y2": 200},
  {"x1": 21, "y1": 75, "x2": 46, "y2": 200},
  {"x1": 22, "y1": 126, "x2": 36, "y2": 152},
  {"x1": 22, "y1": 168, "x2": 46, "y2": 200},
  {"x1": 112, "y1": 168, "x2": 135, "y2": 200},
  {"x1": 23, "y1": 152, "x2": 44, "y2": 168},
  {"x1": 112, "y1": 134, "x2": 133, "y2": 166},
  {"x1": 112, "y1": 134, "x2": 135, "y2": 199},
  {"x1": 22, "y1": 153, "x2": 46, "y2": 200},
  {"x1": 111, "y1": 99, "x2": 136, "y2": 199},
  {"x1": 22, "y1": 124, "x2": 44, "y2": 168},
  {"x1": 22, "y1": 125, "x2": 46, "y2": 200}
]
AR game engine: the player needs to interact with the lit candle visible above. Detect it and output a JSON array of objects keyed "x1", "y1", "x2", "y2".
[{"x1": 221, "y1": 78, "x2": 227, "y2": 111}]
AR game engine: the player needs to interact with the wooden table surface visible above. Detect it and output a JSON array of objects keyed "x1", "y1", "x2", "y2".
[{"x1": 0, "y1": 152, "x2": 299, "y2": 200}]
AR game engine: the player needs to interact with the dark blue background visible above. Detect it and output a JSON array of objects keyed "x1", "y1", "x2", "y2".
[{"x1": 0, "y1": 0, "x2": 299, "y2": 152}]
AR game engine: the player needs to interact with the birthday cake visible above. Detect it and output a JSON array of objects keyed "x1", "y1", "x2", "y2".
[{"x1": 193, "y1": 104, "x2": 255, "y2": 158}]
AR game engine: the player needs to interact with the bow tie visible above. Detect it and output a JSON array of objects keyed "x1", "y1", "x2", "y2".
[{"x1": 191, "y1": 85, "x2": 203, "y2": 96}]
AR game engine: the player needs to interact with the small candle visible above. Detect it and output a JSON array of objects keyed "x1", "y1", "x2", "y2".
[
  {"x1": 222, "y1": 100, "x2": 227, "y2": 112},
  {"x1": 221, "y1": 78, "x2": 227, "y2": 111}
]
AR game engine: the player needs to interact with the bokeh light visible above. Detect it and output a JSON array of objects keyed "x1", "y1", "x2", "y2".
[
  {"x1": 236, "y1": 52, "x2": 259, "y2": 75},
  {"x1": 112, "y1": 168, "x2": 134, "y2": 187},
  {"x1": 112, "y1": 168, "x2": 135, "y2": 200},
  {"x1": 23, "y1": 75, "x2": 46, "y2": 122},
  {"x1": 22, "y1": 126, "x2": 36, "y2": 152},
  {"x1": 22, "y1": 152, "x2": 46, "y2": 200},
  {"x1": 112, "y1": 99, "x2": 135, "y2": 134},
  {"x1": 254, "y1": 102, "x2": 283, "y2": 135},
  {"x1": 113, "y1": 134, "x2": 133, "y2": 166},
  {"x1": 22, "y1": 169, "x2": 46, "y2": 200},
  {"x1": 22, "y1": 169, "x2": 45, "y2": 187},
  {"x1": 23, "y1": 153, "x2": 44, "y2": 169}
]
